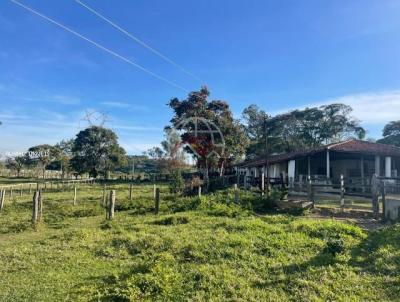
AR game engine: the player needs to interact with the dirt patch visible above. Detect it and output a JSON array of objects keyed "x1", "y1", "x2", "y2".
[{"x1": 309, "y1": 207, "x2": 385, "y2": 231}]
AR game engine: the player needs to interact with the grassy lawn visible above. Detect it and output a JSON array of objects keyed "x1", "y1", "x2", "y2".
[
  {"x1": 0, "y1": 182, "x2": 399, "y2": 301},
  {"x1": 0, "y1": 177, "x2": 43, "y2": 185}
]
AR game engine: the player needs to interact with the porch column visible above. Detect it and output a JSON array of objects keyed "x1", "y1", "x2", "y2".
[
  {"x1": 261, "y1": 168, "x2": 265, "y2": 194},
  {"x1": 385, "y1": 156, "x2": 392, "y2": 178},
  {"x1": 307, "y1": 156, "x2": 311, "y2": 177},
  {"x1": 375, "y1": 155, "x2": 380, "y2": 176},
  {"x1": 360, "y1": 156, "x2": 364, "y2": 178},
  {"x1": 361, "y1": 156, "x2": 365, "y2": 193},
  {"x1": 245, "y1": 168, "x2": 251, "y2": 188},
  {"x1": 326, "y1": 149, "x2": 330, "y2": 180},
  {"x1": 288, "y1": 160, "x2": 295, "y2": 187}
]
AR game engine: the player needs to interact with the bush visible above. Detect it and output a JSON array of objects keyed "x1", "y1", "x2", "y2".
[
  {"x1": 183, "y1": 176, "x2": 204, "y2": 196},
  {"x1": 152, "y1": 215, "x2": 190, "y2": 225},
  {"x1": 169, "y1": 170, "x2": 185, "y2": 194},
  {"x1": 240, "y1": 188, "x2": 280, "y2": 213},
  {"x1": 324, "y1": 237, "x2": 345, "y2": 256}
]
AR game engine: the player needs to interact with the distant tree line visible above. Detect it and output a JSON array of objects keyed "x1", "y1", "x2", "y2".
[
  {"x1": 4, "y1": 126, "x2": 128, "y2": 179},
  {"x1": 241, "y1": 103, "x2": 366, "y2": 158},
  {"x1": 3, "y1": 86, "x2": 399, "y2": 181}
]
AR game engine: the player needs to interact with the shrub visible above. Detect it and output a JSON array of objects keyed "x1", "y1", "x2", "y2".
[
  {"x1": 324, "y1": 237, "x2": 345, "y2": 256},
  {"x1": 184, "y1": 176, "x2": 204, "y2": 196},
  {"x1": 169, "y1": 170, "x2": 185, "y2": 194},
  {"x1": 152, "y1": 215, "x2": 190, "y2": 225},
  {"x1": 241, "y1": 188, "x2": 280, "y2": 213}
]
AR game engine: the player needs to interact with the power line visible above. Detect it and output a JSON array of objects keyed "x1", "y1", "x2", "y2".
[
  {"x1": 75, "y1": 0, "x2": 203, "y2": 84},
  {"x1": 10, "y1": 0, "x2": 189, "y2": 93}
]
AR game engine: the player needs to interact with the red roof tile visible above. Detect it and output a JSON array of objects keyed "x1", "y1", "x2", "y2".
[{"x1": 328, "y1": 139, "x2": 400, "y2": 156}]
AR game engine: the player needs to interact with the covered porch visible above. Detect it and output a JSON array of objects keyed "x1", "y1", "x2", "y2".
[{"x1": 288, "y1": 150, "x2": 400, "y2": 184}]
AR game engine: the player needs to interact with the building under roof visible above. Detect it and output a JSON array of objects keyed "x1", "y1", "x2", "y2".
[{"x1": 235, "y1": 139, "x2": 400, "y2": 183}]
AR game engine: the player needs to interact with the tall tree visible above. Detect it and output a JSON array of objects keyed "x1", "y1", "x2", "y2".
[
  {"x1": 5, "y1": 156, "x2": 26, "y2": 177},
  {"x1": 242, "y1": 103, "x2": 365, "y2": 156},
  {"x1": 160, "y1": 128, "x2": 187, "y2": 171},
  {"x1": 377, "y1": 121, "x2": 400, "y2": 147},
  {"x1": 241, "y1": 105, "x2": 269, "y2": 157},
  {"x1": 145, "y1": 129, "x2": 188, "y2": 175},
  {"x1": 70, "y1": 126, "x2": 127, "y2": 178},
  {"x1": 26, "y1": 144, "x2": 56, "y2": 178},
  {"x1": 318, "y1": 104, "x2": 365, "y2": 143},
  {"x1": 168, "y1": 87, "x2": 248, "y2": 183},
  {"x1": 52, "y1": 139, "x2": 74, "y2": 179}
]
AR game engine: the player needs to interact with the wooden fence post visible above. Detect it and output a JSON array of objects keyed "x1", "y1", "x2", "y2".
[
  {"x1": 101, "y1": 183, "x2": 106, "y2": 207},
  {"x1": 29, "y1": 183, "x2": 32, "y2": 194},
  {"x1": 340, "y1": 174, "x2": 345, "y2": 210},
  {"x1": 10, "y1": 187, "x2": 13, "y2": 198},
  {"x1": 73, "y1": 186, "x2": 77, "y2": 205},
  {"x1": 102, "y1": 184, "x2": 106, "y2": 206},
  {"x1": 153, "y1": 184, "x2": 156, "y2": 199},
  {"x1": 107, "y1": 190, "x2": 115, "y2": 220},
  {"x1": 371, "y1": 174, "x2": 379, "y2": 219},
  {"x1": 0, "y1": 190, "x2": 4, "y2": 211},
  {"x1": 129, "y1": 183, "x2": 133, "y2": 201},
  {"x1": 380, "y1": 179, "x2": 386, "y2": 219},
  {"x1": 155, "y1": 188, "x2": 160, "y2": 215},
  {"x1": 307, "y1": 176, "x2": 314, "y2": 207},
  {"x1": 32, "y1": 191, "x2": 39, "y2": 224},
  {"x1": 198, "y1": 186, "x2": 202, "y2": 198},
  {"x1": 38, "y1": 190, "x2": 43, "y2": 222},
  {"x1": 19, "y1": 184, "x2": 23, "y2": 196},
  {"x1": 234, "y1": 184, "x2": 239, "y2": 204}
]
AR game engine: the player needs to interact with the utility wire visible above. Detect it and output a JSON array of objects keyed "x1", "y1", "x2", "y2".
[
  {"x1": 10, "y1": 0, "x2": 189, "y2": 93},
  {"x1": 74, "y1": 0, "x2": 203, "y2": 83}
]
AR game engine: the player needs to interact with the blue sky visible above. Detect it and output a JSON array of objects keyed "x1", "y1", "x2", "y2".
[{"x1": 1, "y1": 0, "x2": 400, "y2": 155}]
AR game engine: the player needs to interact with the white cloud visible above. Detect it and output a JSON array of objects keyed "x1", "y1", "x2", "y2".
[
  {"x1": 113, "y1": 125, "x2": 161, "y2": 131},
  {"x1": 101, "y1": 101, "x2": 131, "y2": 108},
  {"x1": 323, "y1": 90, "x2": 400, "y2": 124},
  {"x1": 101, "y1": 101, "x2": 149, "y2": 112},
  {"x1": 272, "y1": 90, "x2": 400, "y2": 125},
  {"x1": 119, "y1": 140, "x2": 159, "y2": 154},
  {"x1": 51, "y1": 94, "x2": 80, "y2": 105}
]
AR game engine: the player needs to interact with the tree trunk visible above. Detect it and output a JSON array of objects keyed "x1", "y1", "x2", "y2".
[
  {"x1": 219, "y1": 158, "x2": 225, "y2": 177},
  {"x1": 61, "y1": 163, "x2": 66, "y2": 180}
]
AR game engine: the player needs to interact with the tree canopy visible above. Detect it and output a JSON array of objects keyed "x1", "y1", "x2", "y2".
[
  {"x1": 242, "y1": 103, "x2": 365, "y2": 157},
  {"x1": 47, "y1": 139, "x2": 74, "y2": 179},
  {"x1": 70, "y1": 126, "x2": 127, "y2": 178},
  {"x1": 145, "y1": 128, "x2": 188, "y2": 174},
  {"x1": 168, "y1": 87, "x2": 248, "y2": 176},
  {"x1": 377, "y1": 120, "x2": 400, "y2": 147},
  {"x1": 25, "y1": 144, "x2": 57, "y2": 178},
  {"x1": 5, "y1": 156, "x2": 26, "y2": 177}
]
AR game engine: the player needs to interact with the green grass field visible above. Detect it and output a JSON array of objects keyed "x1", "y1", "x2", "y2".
[{"x1": 0, "y1": 181, "x2": 399, "y2": 301}]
